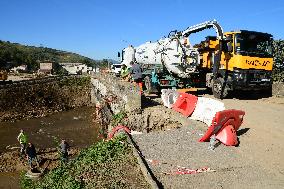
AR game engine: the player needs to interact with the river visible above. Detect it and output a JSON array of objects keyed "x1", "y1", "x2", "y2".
[{"x1": 0, "y1": 107, "x2": 102, "y2": 189}]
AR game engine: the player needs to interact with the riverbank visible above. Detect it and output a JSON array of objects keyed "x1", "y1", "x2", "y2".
[
  {"x1": 21, "y1": 134, "x2": 150, "y2": 189},
  {"x1": 0, "y1": 106, "x2": 102, "y2": 188},
  {"x1": 1, "y1": 74, "x2": 153, "y2": 188},
  {"x1": 0, "y1": 76, "x2": 92, "y2": 122}
]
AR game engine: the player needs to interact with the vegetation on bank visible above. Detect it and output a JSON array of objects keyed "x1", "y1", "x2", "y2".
[
  {"x1": 20, "y1": 134, "x2": 149, "y2": 189},
  {"x1": 59, "y1": 75, "x2": 91, "y2": 87},
  {"x1": 272, "y1": 40, "x2": 284, "y2": 81}
]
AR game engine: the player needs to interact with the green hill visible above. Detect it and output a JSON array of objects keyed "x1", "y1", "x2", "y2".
[{"x1": 0, "y1": 40, "x2": 97, "y2": 71}]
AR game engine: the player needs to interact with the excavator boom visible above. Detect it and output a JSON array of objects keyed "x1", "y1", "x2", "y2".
[{"x1": 180, "y1": 19, "x2": 223, "y2": 39}]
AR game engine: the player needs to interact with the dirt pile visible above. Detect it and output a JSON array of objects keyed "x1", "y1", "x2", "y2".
[{"x1": 125, "y1": 96, "x2": 195, "y2": 132}]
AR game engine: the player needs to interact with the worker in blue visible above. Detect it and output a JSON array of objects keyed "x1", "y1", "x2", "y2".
[
  {"x1": 59, "y1": 139, "x2": 70, "y2": 163},
  {"x1": 129, "y1": 61, "x2": 143, "y2": 94}
]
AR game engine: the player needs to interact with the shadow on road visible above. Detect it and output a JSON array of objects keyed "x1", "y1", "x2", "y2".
[
  {"x1": 236, "y1": 128, "x2": 250, "y2": 147},
  {"x1": 141, "y1": 95, "x2": 161, "y2": 109},
  {"x1": 237, "y1": 128, "x2": 250, "y2": 136}
]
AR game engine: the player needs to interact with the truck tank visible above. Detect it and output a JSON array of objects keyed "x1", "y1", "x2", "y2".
[{"x1": 121, "y1": 36, "x2": 200, "y2": 78}]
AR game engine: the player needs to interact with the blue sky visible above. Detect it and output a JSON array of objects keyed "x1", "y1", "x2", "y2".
[{"x1": 1, "y1": 0, "x2": 283, "y2": 60}]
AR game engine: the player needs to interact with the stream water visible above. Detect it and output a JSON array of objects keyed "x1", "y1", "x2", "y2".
[{"x1": 0, "y1": 107, "x2": 102, "y2": 188}]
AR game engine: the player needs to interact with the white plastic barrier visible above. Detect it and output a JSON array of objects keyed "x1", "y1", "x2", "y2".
[
  {"x1": 190, "y1": 97, "x2": 225, "y2": 126},
  {"x1": 161, "y1": 89, "x2": 180, "y2": 108}
]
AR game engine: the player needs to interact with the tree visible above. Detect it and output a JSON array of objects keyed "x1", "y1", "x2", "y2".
[{"x1": 272, "y1": 40, "x2": 284, "y2": 81}]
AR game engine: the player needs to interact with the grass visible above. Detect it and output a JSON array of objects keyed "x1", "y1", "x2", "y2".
[{"x1": 20, "y1": 134, "x2": 149, "y2": 189}]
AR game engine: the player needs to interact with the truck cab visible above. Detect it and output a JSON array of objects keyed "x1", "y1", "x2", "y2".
[{"x1": 199, "y1": 30, "x2": 273, "y2": 98}]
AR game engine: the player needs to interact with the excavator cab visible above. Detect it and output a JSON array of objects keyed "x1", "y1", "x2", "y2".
[{"x1": 224, "y1": 35, "x2": 233, "y2": 53}]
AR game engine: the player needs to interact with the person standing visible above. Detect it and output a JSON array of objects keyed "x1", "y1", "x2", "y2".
[
  {"x1": 129, "y1": 61, "x2": 143, "y2": 94},
  {"x1": 25, "y1": 142, "x2": 39, "y2": 169},
  {"x1": 59, "y1": 139, "x2": 70, "y2": 163},
  {"x1": 17, "y1": 129, "x2": 28, "y2": 156},
  {"x1": 120, "y1": 64, "x2": 130, "y2": 81}
]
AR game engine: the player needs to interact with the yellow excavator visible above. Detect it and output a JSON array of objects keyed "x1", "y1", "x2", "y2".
[{"x1": 198, "y1": 30, "x2": 273, "y2": 98}]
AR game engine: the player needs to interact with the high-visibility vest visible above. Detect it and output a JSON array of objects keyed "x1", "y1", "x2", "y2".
[{"x1": 18, "y1": 133, "x2": 28, "y2": 144}]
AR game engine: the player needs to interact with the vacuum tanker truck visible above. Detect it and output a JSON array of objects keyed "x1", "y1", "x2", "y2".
[{"x1": 119, "y1": 20, "x2": 273, "y2": 98}]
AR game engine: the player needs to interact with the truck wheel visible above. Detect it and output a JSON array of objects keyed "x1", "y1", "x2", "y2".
[
  {"x1": 144, "y1": 76, "x2": 153, "y2": 94},
  {"x1": 262, "y1": 85, "x2": 273, "y2": 97},
  {"x1": 212, "y1": 77, "x2": 228, "y2": 99}
]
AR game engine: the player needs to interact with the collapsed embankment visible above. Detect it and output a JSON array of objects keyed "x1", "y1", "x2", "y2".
[
  {"x1": 91, "y1": 73, "x2": 191, "y2": 133},
  {"x1": 0, "y1": 76, "x2": 91, "y2": 122}
]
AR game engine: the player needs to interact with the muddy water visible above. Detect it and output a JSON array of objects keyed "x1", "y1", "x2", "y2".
[
  {"x1": 0, "y1": 107, "x2": 102, "y2": 189},
  {"x1": 0, "y1": 107, "x2": 101, "y2": 153}
]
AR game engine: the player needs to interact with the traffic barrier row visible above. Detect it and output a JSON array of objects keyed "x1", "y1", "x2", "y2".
[{"x1": 160, "y1": 89, "x2": 245, "y2": 146}]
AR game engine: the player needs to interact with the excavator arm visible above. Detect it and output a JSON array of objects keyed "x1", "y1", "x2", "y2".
[
  {"x1": 181, "y1": 20, "x2": 223, "y2": 39},
  {"x1": 178, "y1": 20, "x2": 224, "y2": 79}
]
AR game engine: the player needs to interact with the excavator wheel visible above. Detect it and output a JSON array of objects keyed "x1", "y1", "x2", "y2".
[{"x1": 212, "y1": 77, "x2": 229, "y2": 99}]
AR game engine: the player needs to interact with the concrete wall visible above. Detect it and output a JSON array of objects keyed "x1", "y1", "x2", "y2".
[
  {"x1": 91, "y1": 73, "x2": 141, "y2": 123},
  {"x1": 0, "y1": 76, "x2": 91, "y2": 121}
]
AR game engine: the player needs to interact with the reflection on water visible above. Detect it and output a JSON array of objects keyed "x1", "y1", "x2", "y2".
[{"x1": 0, "y1": 107, "x2": 101, "y2": 153}]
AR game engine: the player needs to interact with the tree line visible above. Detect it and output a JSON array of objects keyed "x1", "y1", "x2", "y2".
[{"x1": 273, "y1": 40, "x2": 284, "y2": 81}]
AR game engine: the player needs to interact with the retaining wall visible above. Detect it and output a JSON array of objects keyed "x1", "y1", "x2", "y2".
[
  {"x1": 90, "y1": 73, "x2": 141, "y2": 125},
  {"x1": 0, "y1": 76, "x2": 91, "y2": 121}
]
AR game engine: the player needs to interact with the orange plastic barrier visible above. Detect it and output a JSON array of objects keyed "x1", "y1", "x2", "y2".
[
  {"x1": 172, "y1": 93, "x2": 198, "y2": 117},
  {"x1": 107, "y1": 125, "x2": 131, "y2": 139},
  {"x1": 199, "y1": 109, "x2": 245, "y2": 146}
]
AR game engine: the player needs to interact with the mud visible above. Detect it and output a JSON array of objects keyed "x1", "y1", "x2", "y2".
[{"x1": 126, "y1": 96, "x2": 190, "y2": 132}]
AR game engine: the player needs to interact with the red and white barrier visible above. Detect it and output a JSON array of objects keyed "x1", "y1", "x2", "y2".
[
  {"x1": 158, "y1": 91, "x2": 246, "y2": 147},
  {"x1": 172, "y1": 93, "x2": 198, "y2": 117},
  {"x1": 190, "y1": 97, "x2": 225, "y2": 126},
  {"x1": 199, "y1": 109, "x2": 245, "y2": 146},
  {"x1": 161, "y1": 89, "x2": 180, "y2": 108}
]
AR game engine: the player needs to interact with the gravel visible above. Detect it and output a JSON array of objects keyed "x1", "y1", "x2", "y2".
[{"x1": 133, "y1": 121, "x2": 284, "y2": 189}]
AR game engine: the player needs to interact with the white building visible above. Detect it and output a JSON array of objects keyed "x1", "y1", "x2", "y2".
[{"x1": 59, "y1": 63, "x2": 93, "y2": 74}]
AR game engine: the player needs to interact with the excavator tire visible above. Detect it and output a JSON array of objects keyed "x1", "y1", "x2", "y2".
[{"x1": 212, "y1": 77, "x2": 228, "y2": 99}]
